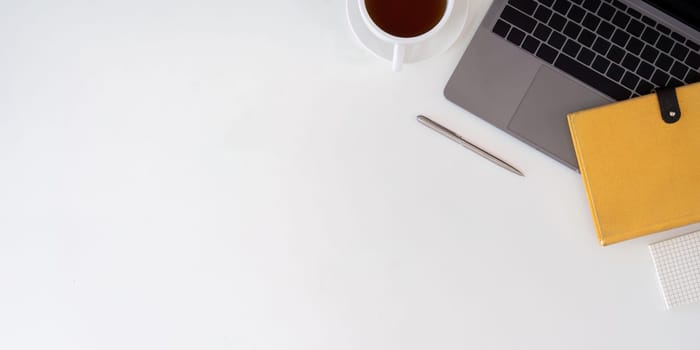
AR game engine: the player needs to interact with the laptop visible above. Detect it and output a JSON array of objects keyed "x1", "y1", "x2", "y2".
[{"x1": 445, "y1": 0, "x2": 700, "y2": 170}]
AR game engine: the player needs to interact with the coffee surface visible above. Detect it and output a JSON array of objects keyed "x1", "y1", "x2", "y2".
[{"x1": 365, "y1": 0, "x2": 447, "y2": 38}]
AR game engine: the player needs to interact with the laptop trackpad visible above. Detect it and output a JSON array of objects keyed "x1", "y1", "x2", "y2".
[{"x1": 507, "y1": 65, "x2": 609, "y2": 169}]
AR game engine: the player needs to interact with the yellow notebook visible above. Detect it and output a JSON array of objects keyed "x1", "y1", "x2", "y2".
[{"x1": 568, "y1": 83, "x2": 700, "y2": 246}]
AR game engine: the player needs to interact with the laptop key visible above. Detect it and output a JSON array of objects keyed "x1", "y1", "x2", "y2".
[
  {"x1": 656, "y1": 53, "x2": 673, "y2": 71},
  {"x1": 611, "y1": 29, "x2": 630, "y2": 47},
  {"x1": 554, "y1": 54, "x2": 631, "y2": 100},
  {"x1": 655, "y1": 36, "x2": 674, "y2": 51},
  {"x1": 553, "y1": 0, "x2": 571, "y2": 15},
  {"x1": 582, "y1": 13, "x2": 600, "y2": 31},
  {"x1": 579, "y1": 29, "x2": 596, "y2": 47},
  {"x1": 567, "y1": 5, "x2": 586, "y2": 22},
  {"x1": 563, "y1": 39, "x2": 582, "y2": 57},
  {"x1": 509, "y1": 0, "x2": 538, "y2": 15},
  {"x1": 656, "y1": 23, "x2": 671, "y2": 35},
  {"x1": 626, "y1": 37, "x2": 644, "y2": 55},
  {"x1": 592, "y1": 55, "x2": 611, "y2": 73},
  {"x1": 607, "y1": 63, "x2": 625, "y2": 81},
  {"x1": 667, "y1": 77, "x2": 684, "y2": 87},
  {"x1": 686, "y1": 70, "x2": 700, "y2": 84},
  {"x1": 534, "y1": 23, "x2": 552, "y2": 41},
  {"x1": 493, "y1": 20, "x2": 512, "y2": 38},
  {"x1": 534, "y1": 6, "x2": 553, "y2": 23},
  {"x1": 627, "y1": 7, "x2": 641, "y2": 19},
  {"x1": 522, "y1": 35, "x2": 541, "y2": 54},
  {"x1": 598, "y1": 3, "x2": 615, "y2": 21},
  {"x1": 622, "y1": 53, "x2": 640, "y2": 71},
  {"x1": 597, "y1": 22, "x2": 614, "y2": 39},
  {"x1": 548, "y1": 31, "x2": 566, "y2": 49},
  {"x1": 686, "y1": 52, "x2": 700, "y2": 70},
  {"x1": 670, "y1": 31, "x2": 686, "y2": 43},
  {"x1": 637, "y1": 61, "x2": 655, "y2": 79},
  {"x1": 564, "y1": 22, "x2": 582, "y2": 39},
  {"x1": 636, "y1": 80, "x2": 654, "y2": 95},
  {"x1": 549, "y1": 13, "x2": 567, "y2": 31},
  {"x1": 607, "y1": 45, "x2": 625, "y2": 63},
  {"x1": 507, "y1": 27, "x2": 526, "y2": 46},
  {"x1": 611, "y1": 0, "x2": 627, "y2": 11},
  {"x1": 641, "y1": 15, "x2": 657, "y2": 27},
  {"x1": 627, "y1": 19, "x2": 644, "y2": 37},
  {"x1": 621, "y1": 72, "x2": 640, "y2": 90},
  {"x1": 687, "y1": 40, "x2": 699, "y2": 51},
  {"x1": 536, "y1": 43, "x2": 558, "y2": 63},
  {"x1": 502, "y1": 6, "x2": 537, "y2": 33},
  {"x1": 671, "y1": 44, "x2": 689, "y2": 61},
  {"x1": 641, "y1": 45, "x2": 659, "y2": 63},
  {"x1": 593, "y1": 38, "x2": 611, "y2": 55},
  {"x1": 578, "y1": 47, "x2": 596, "y2": 65},
  {"x1": 582, "y1": 0, "x2": 600, "y2": 12},
  {"x1": 537, "y1": 0, "x2": 555, "y2": 6},
  {"x1": 641, "y1": 27, "x2": 660, "y2": 45},
  {"x1": 612, "y1": 12, "x2": 631, "y2": 29},
  {"x1": 651, "y1": 70, "x2": 669, "y2": 86},
  {"x1": 670, "y1": 61, "x2": 689, "y2": 80}
]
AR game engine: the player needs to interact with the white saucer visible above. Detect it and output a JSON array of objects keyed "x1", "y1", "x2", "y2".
[{"x1": 346, "y1": 0, "x2": 470, "y2": 64}]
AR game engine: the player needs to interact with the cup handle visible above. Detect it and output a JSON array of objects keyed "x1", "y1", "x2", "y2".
[{"x1": 392, "y1": 44, "x2": 405, "y2": 72}]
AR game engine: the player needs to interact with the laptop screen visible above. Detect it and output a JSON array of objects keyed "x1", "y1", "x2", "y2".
[{"x1": 643, "y1": 0, "x2": 700, "y2": 32}]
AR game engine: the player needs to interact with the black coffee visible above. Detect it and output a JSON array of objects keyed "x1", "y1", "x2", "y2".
[{"x1": 365, "y1": 0, "x2": 447, "y2": 38}]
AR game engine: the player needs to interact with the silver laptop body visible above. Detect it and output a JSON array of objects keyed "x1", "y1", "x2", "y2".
[{"x1": 445, "y1": 0, "x2": 700, "y2": 170}]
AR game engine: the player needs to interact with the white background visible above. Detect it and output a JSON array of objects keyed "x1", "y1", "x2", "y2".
[{"x1": 1, "y1": 0, "x2": 699, "y2": 349}]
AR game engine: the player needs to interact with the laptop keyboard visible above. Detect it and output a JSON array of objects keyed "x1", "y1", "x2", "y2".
[{"x1": 493, "y1": 0, "x2": 700, "y2": 100}]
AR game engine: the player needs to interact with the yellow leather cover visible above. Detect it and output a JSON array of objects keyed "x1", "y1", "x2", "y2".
[{"x1": 568, "y1": 83, "x2": 700, "y2": 246}]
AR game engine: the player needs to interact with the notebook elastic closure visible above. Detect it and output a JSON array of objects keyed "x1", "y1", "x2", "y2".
[{"x1": 656, "y1": 87, "x2": 681, "y2": 124}]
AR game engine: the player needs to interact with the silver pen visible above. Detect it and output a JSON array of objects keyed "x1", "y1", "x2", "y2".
[{"x1": 417, "y1": 115, "x2": 524, "y2": 177}]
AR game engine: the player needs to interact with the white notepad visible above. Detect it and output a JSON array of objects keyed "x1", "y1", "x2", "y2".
[{"x1": 649, "y1": 231, "x2": 700, "y2": 309}]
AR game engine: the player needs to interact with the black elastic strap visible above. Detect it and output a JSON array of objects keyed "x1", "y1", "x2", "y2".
[{"x1": 656, "y1": 87, "x2": 681, "y2": 124}]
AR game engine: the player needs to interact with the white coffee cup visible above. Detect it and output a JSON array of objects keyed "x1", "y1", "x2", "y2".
[{"x1": 358, "y1": 0, "x2": 454, "y2": 72}]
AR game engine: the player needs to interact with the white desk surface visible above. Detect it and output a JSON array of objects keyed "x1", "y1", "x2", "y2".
[{"x1": 1, "y1": 1, "x2": 699, "y2": 349}]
